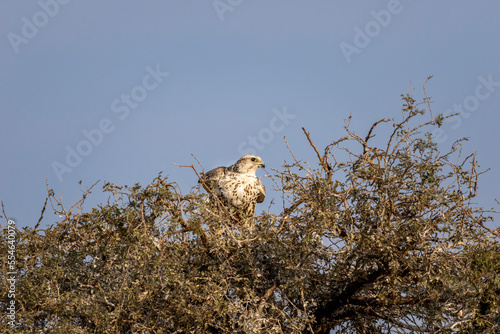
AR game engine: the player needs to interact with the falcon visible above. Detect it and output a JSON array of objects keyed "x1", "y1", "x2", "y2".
[{"x1": 199, "y1": 154, "x2": 266, "y2": 219}]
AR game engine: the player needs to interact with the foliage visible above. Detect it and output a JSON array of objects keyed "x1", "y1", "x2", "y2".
[{"x1": 1, "y1": 89, "x2": 499, "y2": 333}]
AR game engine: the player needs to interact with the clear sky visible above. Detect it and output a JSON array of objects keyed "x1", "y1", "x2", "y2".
[{"x1": 1, "y1": 1, "x2": 499, "y2": 229}]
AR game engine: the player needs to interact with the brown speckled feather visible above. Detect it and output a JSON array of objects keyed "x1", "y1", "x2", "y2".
[{"x1": 199, "y1": 155, "x2": 266, "y2": 218}]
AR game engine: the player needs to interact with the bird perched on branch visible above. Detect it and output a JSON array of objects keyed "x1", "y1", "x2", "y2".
[{"x1": 199, "y1": 154, "x2": 266, "y2": 220}]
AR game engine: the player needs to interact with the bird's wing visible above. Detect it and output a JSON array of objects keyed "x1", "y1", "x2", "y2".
[
  {"x1": 256, "y1": 178, "x2": 266, "y2": 203},
  {"x1": 199, "y1": 166, "x2": 230, "y2": 193}
]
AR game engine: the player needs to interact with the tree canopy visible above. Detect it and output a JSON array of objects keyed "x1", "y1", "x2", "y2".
[{"x1": 1, "y1": 87, "x2": 499, "y2": 333}]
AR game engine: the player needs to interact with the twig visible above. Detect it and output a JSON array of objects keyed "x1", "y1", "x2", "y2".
[
  {"x1": 1, "y1": 201, "x2": 10, "y2": 226},
  {"x1": 190, "y1": 153, "x2": 205, "y2": 174},
  {"x1": 283, "y1": 199, "x2": 304, "y2": 218},
  {"x1": 173, "y1": 163, "x2": 237, "y2": 218},
  {"x1": 34, "y1": 197, "x2": 48, "y2": 231},
  {"x1": 0, "y1": 202, "x2": 20, "y2": 232},
  {"x1": 423, "y1": 75, "x2": 434, "y2": 121},
  {"x1": 302, "y1": 127, "x2": 332, "y2": 180},
  {"x1": 480, "y1": 222, "x2": 500, "y2": 240},
  {"x1": 257, "y1": 283, "x2": 277, "y2": 313},
  {"x1": 302, "y1": 127, "x2": 323, "y2": 166},
  {"x1": 172, "y1": 163, "x2": 237, "y2": 242},
  {"x1": 363, "y1": 119, "x2": 390, "y2": 155},
  {"x1": 284, "y1": 136, "x2": 299, "y2": 165},
  {"x1": 264, "y1": 169, "x2": 281, "y2": 193}
]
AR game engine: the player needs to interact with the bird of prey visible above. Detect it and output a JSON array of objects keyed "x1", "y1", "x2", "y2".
[{"x1": 199, "y1": 154, "x2": 266, "y2": 219}]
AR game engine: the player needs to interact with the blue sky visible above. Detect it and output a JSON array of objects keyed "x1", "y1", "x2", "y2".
[{"x1": 1, "y1": 1, "x2": 499, "y2": 229}]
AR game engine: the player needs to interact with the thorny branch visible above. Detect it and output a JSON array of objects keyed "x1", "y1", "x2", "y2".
[{"x1": 2, "y1": 85, "x2": 498, "y2": 334}]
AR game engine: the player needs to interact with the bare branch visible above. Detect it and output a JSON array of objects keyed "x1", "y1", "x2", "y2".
[
  {"x1": 363, "y1": 118, "x2": 390, "y2": 155},
  {"x1": 34, "y1": 197, "x2": 48, "y2": 231},
  {"x1": 302, "y1": 127, "x2": 332, "y2": 180},
  {"x1": 423, "y1": 75, "x2": 434, "y2": 120}
]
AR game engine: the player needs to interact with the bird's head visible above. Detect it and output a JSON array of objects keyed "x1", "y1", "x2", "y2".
[{"x1": 234, "y1": 154, "x2": 265, "y2": 175}]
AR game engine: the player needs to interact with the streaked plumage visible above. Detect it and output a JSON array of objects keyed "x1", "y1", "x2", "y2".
[{"x1": 199, "y1": 154, "x2": 266, "y2": 218}]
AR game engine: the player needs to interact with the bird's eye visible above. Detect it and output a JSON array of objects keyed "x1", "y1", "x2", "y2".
[{"x1": 251, "y1": 158, "x2": 256, "y2": 161}]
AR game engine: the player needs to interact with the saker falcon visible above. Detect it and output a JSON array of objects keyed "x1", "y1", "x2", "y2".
[{"x1": 199, "y1": 154, "x2": 266, "y2": 218}]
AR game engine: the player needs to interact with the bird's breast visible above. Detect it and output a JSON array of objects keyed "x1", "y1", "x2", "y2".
[{"x1": 219, "y1": 174, "x2": 260, "y2": 207}]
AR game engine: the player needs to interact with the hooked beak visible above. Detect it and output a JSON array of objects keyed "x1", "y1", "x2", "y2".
[{"x1": 259, "y1": 162, "x2": 266, "y2": 169}]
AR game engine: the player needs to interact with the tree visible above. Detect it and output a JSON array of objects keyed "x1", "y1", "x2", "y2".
[{"x1": 1, "y1": 85, "x2": 499, "y2": 333}]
